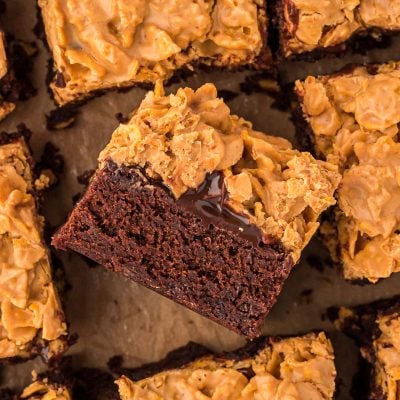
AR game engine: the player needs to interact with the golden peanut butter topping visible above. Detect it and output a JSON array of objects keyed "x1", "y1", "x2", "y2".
[
  {"x1": 282, "y1": 0, "x2": 400, "y2": 56},
  {"x1": 117, "y1": 332, "x2": 336, "y2": 400},
  {"x1": 21, "y1": 378, "x2": 71, "y2": 400},
  {"x1": 38, "y1": 0, "x2": 265, "y2": 105},
  {"x1": 100, "y1": 83, "x2": 340, "y2": 261},
  {"x1": 296, "y1": 61, "x2": 400, "y2": 282},
  {"x1": 0, "y1": 141, "x2": 67, "y2": 359}
]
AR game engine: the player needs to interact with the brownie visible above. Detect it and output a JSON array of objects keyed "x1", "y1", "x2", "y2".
[
  {"x1": 331, "y1": 297, "x2": 400, "y2": 399},
  {"x1": 52, "y1": 83, "x2": 340, "y2": 338},
  {"x1": 0, "y1": 131, "x2": 68, "y2": 362},
  {"x1": 38, "y1": 0, "x2": 271, "y2": 106},
  {"x1": 116, "y1": 332, "x2": 337, "y2": 400},
  {"x1": 276, "y1": 0, "x2": 400, "y2": 58},
  {"x1": 5, "y1": 364, "x2": 119, "y2": 400},
  {"x1": 294, "y1": 61, "x2": 400, "y2": 283},
  {"x1": 0, "y1": 2, "x2": 37, "y2": 120}
]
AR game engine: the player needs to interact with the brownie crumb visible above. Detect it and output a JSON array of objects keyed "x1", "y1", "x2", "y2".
[
  {"x1": 46, "y1": 105, "x2": 80, "y2": 130},
  {"x1": 217, "y1": 89, "x2": 239, "y2": 102},
  {"x1": 115, "y1": 112, "x2": 130, "y2": 124},
  {"x1": 77, "y1": 169, "x2": 95, "y2": 186}
]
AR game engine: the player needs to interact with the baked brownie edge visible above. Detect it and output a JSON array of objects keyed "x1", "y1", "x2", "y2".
[{"x1": 52, "y1": 161, "x2": 294, "y2": 338}]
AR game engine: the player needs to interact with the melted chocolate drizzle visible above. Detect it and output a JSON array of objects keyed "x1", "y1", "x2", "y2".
[{"x1": 178, "y1": 172, "x2": 273, "y2": 247}]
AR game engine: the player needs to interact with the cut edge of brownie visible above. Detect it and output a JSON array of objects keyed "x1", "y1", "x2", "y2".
[
  {"x1": 52, "y1": 161, "x2": 294, "y2": 339},
  {"x1": 328, "y1": 296, "x2": 400, "y2": 400}
]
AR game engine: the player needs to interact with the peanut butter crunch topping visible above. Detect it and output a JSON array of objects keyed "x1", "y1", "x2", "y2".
[
  {"x1": 100, "y1": 83, "x2": 340, "y2": 261},
  {"x1": 0, "y1": 140, "x2": 67, "y2": 359},
  {"x1": 38, "y1": 0, "x2": 266, "y2": 105},
  {"x1": 282, "y1": 0, "x2": 400, "y2": 57},
  {"x1": 296, "y1": 61, "x2": 400, "y2": 282},
  {"x1": 117, "y1": 332, "x2": 336, "y2": 400}
]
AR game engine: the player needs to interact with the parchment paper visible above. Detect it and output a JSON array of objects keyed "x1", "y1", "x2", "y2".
[{"x1": 2, "y1": 1, "x2": 400, "y2": 398}]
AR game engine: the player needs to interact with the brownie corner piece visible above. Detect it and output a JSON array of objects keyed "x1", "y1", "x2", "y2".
[
  {"x1": 116, "y1": 331, "x2": 336, "y2": 400},
  {"x1": 0, "y1": 132, "x2": 68, "y2": 362},
  {"x1": 332, "y1": 297, "x2": 400, "y2": 399},
  {"x1": 53, "y1": 83, "x2": 340, "y2": 338},
  {"x1": 38, "y1": 0, "x2": 271, "y2": 106},
  {"x1": 293, "y1": 60, "x2": 400, "y2": 284},
  {"x1": 276, "y1": 0, "x2": 400, "y2": 58}
]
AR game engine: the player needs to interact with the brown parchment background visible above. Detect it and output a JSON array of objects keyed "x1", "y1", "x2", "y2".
[{"x1": 2, "y1": 1, "x2": 400, "y2": 398}]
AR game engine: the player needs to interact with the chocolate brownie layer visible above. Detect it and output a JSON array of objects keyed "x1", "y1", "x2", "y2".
[
  {"x1": 39, "y1": 0, "x2": 271, "y2": 106},
  {"x1": 117, "y1": 332, "x2": 336, "y2": 400},
  {"x1": 53, "y1": 161, "x2": 293, "y2": 338},
  {"x1": 331, "y1": 297, "x2": 400, "y2": 400},
  {"x1": 276, "y1": 0, "x2": 400, "y2": 58}
]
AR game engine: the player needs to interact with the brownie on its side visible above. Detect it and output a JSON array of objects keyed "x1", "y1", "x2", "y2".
[
  {"x1": 117, "y1": 332, "x2": 337, "y2": 400},
  {"x1": 38, "y1": 0, "x2": 271, "y2": 106},
  {"x1": 0, "y1": 132, "x2": 68, "y2": 362},
  {"x1": 276, "y1": 0, "x2": 400, "y2": 58},
  {"x1": 53, "y1": 83, "x2": 340, "y2": 338},
  {"x1": 331, "y1": 297, "x2": 400, "y2": 400},
  {"x1": 294, "y1": 61, "x2": 400, "y2": 283}
]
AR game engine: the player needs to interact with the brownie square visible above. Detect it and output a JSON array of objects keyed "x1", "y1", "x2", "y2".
[
  {"x1": 331, "y1": 297, "x2": 400, "y2": 400},
  {"x1": 294, "y1": 61, "x2": 400, "y2": 283},
  {"x1": 0, "y1": 131, "x2": 68, "y2": 362},
  {"x1": 276, "y1": 0, "x2": 400, "y2": 58},
  {"x1": 53, "y1": 83, "x2": 340, "y2": 338},
  {"x1": 38, "y1": 0, "x2": 271, "y2": 106},
  {"x1": 117, "y1": 332, "x2": 337, "y2": 399}
]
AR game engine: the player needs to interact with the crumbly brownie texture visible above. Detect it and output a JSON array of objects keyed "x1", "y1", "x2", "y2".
[
  {"x1": 38, "y1": 0, "x2": 270, "y2": 106},
  {"x1": 332, "y1": 297, "x2": 400, "y2": 400},
  {"x1": 295, "y1": 61, "x2": 400, "y2": 283},
  {"x1": 278, "y1": 0, "x2": 400, "y2": 57},
  {"x1": 117, "y1": 332, "x2": 336, "y2": 400},
  {"x1": 52, "y1": 84, "x2": 339, "y2": 337},
  {"x1": 0, "y1": 137, "x2": 67, "y2": 361}
]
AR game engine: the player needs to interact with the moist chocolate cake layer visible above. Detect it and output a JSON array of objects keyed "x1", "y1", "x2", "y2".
[{"x1": 53, "y1": 161, "x2": 294, "y2": 338}]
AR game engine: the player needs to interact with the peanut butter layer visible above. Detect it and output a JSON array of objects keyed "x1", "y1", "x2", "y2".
[
  {"x1": 296, "y1": 61, "x2": 400, "y2": 282},
  {"x1": 20, "y1": 377, "x2": 71, "y2": 400},
  {"x1": 100, "y1": 83, "x2": 340, "y2": 262},
  {"x1": 0, "y1": 139, "x2": 67, "y2": 360},
  {"x1": 38, "y1": 0, "x2": 267, "y2": 106},
  {"x1": 336, "y1": 306, "x2": 400, "y2": 399},
  {"x1": 281, "y1": 0, "x2": 400, "y2": 57},
  {"x1": 117, "y1": 332, "x2": 336, "y2": 400}
]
